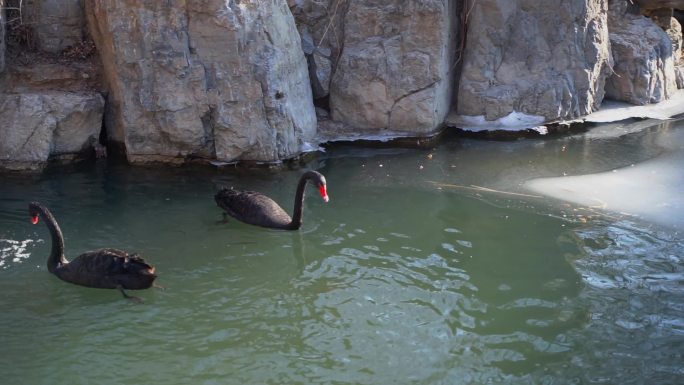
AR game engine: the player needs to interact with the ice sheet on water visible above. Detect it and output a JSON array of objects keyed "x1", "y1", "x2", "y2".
[
  {"x1": 450, "y1": 111, "x2": 547, "y2": 132},
  {"x1": 525, "y1": 153, "x2": 684, "y2": 229},
  {"x1": 526, "y1": 120, "x2": 684, "y2": 230},
  {"x1": 449, "y1": 90, "x2": 684, "y2": 133},
  {"x1": 584, "y1": 90, "x2": 684, "y2": 123}
]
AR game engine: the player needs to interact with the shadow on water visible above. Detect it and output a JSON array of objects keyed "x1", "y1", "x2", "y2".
[{"x1": 0, "y1": 117, "x2": 683, "y2": 384}]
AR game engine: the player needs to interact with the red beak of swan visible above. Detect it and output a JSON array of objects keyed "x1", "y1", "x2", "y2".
[{"x1": 319, "y1": 185, "x2": 329, "y2": 202}]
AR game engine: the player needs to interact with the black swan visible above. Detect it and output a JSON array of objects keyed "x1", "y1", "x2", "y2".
[
  {"x1": 28, "y1": 202, "x2": 157, "y2": 302},
  {"x1": 214, "y1": 170, "x2": 329, "y2": 230}
]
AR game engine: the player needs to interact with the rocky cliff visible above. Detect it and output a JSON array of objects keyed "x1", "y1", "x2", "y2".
[
  {"x1": 606, "y1": 0, "x2": 679, "y2": 104},
  {"x1": 1, "y1": 0, "x2": 683, "y2": 170},
  {"x1": 85, "y1": 0, "x2": 316, "y2": 164},
  {"x1": 456, "y1": 0, "x2": 612, "y2": 123},
  {"x1": 323, "y1": 0, "x2": 457, "y2": 133}
]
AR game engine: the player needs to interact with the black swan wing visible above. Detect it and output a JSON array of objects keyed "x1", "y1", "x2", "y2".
[
  {"x1": 215, "y1": 189, "x2": 292, "y2": 228},
  {"x1": 57, "y1": 248, "x2": 156, "y2": 289}
]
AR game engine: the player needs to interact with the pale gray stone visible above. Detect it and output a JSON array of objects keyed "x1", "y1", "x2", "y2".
[
  {"x1": 606, "y1": 2, "x2": 678, "y2": 104},
  {"x1": 676, "y1": 66, "x2": 684, "y2": 88},
  {"x1": 27, "y1": 0, "x2": 85, "y2": 53},
  {"x1": 290, "y1": 0, "x2": 347, "y2": 102},
  {"x1": 329, "y1": 0, "x2": 458, "y2": 133},
  {"x1": 310, "y1": 48, "x2": 332, "y2": 99},
  {"x1": 666, "y1": 18, "x2": 683, "y2": 89},
  {"x1": 0, "y1": 92, "x2": 104, "y2": 170},
  {"x1": 664, "y1": 16, "x2": 683, "y2": 62},
  {"x1": 290, "y1": 0, "x2": 458, "y2": 134},
  {"x1": 456, "y1": 0, "x2": 613, "y2": 122},
  {"x1": 85, "y1": 0, "x2": 316, "y2": 164}
]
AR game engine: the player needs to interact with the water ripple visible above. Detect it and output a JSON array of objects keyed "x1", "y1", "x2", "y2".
[
  {"x1": 556, "y1": 220, "x2": 684, "y2": 382},
  {"x1": 0, "y1": 238, "x2": 37, "y2": 269}
]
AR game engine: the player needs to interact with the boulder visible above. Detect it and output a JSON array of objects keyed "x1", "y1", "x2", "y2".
[
  {"x1": 641, "y1": 6, "x2": 684, "y2": 89},
  {"x1": 665, "y1": 16, "x2": 683, "y2": 62},
  {"x1": 0, "y1": 92, "x2": 104, "y2": 170},
  {"x1": 27, "y1": 0, "x2": 85, "y2": 53},
  {"x1": 665, "y1": 17, "x2": 684, "y2": 88},
  {"x1": 329, "y1": 0, "x2": 458, "y2": 133},
  {"x1": 606, "y1": 2, "x2": 678, "y2": 104},
  {"x1": 85, "y1": 0, "x2": 316, "y2": 164},
  {"x1": 644, "y1": 8, "x2": 682, "y2": 61},
  {"x1": 456, "y1": 0, "x2": 613, "y2": 123}
]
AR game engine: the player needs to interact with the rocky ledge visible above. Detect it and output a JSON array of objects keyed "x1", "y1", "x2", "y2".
[{"x1": 1, "y1": 0, "x2": 684, "y2": 170}]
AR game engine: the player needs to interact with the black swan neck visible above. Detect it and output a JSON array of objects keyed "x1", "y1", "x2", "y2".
[
  {"x1": 36, "y1": 205, "x2": 67, "y2": 272},
  {"x1": 289, "y1": 173, "x2": 314, "y2": 230}
]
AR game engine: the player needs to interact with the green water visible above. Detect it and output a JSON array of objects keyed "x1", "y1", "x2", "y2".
[{"x1": 1, "y1": 120, "x2": 683, "y2": 384}]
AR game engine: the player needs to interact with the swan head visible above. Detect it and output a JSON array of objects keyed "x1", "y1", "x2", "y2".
[
  {"x1": 28, "y1": 202, "x2": 42, "y2": 224},
  {"x1": 307, "y1": 171, "x2": 329, "y2": 203},
  {"x1": 318, "y1": 183, "x2": 329, "y2": 203}
]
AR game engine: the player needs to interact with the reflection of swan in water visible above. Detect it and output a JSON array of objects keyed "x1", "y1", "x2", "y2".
[
  {"x1": 28, "y1": 202, "x2": 157, "y2": 302},
  {"x1": 290, "y1": 230, "x2": 307, "y2": 271},
  {"x1": 214, "y1": 171, "x2": 329, "y2": 230}
]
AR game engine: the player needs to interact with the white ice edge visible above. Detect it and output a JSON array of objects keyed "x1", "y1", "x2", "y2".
[
  {"x1": 525, "y1": 155, "x2": 684, "y2": 229},
  {"x1": 584, "y1": 90, "x2": 684, "y2": 123},
  {"x1": 450, "y1": 89, "x2": 684, "y2": 132},
  {"x1": 300, "y1": 141, "x2": 325, "y2": 153},
  {"x1": 453, "y1": 111, "x2": 547, "y2": 133},
  {"x1": 315, "y1": 131, "x2": 438, "y2": 143}
]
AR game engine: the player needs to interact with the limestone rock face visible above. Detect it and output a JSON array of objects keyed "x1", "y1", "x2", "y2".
[
  {"x1": 291, "y1": 0, "x2": 458, "y2": 135},
  {"x1": 300, "y1": 31, "x2": 332, "y2": 99},
  {"x1": 606, "y1": 2, "x2": 678, "y2": 104},
  {"x1": 0, "y1": 92, "x2": 104, "y2": 170},
  {"x1": 456, "y1": 0, "x2": 613, "y2": 122},
  {"x1": 290, "y1": 0, "x2": 345, "y2": 101},
  {"x1": 329, "y1": 0, "x2": 458, "y2": 133},
  {"x1": 660, "y1": 15, "x2": 684, "y2": 89},
  {"x1": 85, "y1": 0, "x2": 316, "y2": 164},
  {"x1": 665, "y1": 16, "x2": 683, "y2": 61},
  {"x1": 28, "y1": 0, "x2": 85, "y2": 53},
  {"x1": 664, "y1": 17, "x2": 684, "y2": 89},
  {"x1": 641, "y1": 6, "x2": 684, "y2": 90}
]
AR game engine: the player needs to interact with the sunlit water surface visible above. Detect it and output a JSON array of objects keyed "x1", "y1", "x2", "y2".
[{"x1": 1, "y1": 118, "x2": 683, "y2": 384}]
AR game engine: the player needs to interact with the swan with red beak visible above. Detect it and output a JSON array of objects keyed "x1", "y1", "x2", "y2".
[
  {"x1": 28, "y1": 201, "x2": 157, "y2": 302},
  {"x1": 215, "y1": 170, "x2": 329, "y2": 230}
]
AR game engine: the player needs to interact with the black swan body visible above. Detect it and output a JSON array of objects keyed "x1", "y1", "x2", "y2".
[
  {"x1": 28, "y1": 202, "x2": 157, "y2": 301},
  {"x1": 214, "y1": 170, "x2": 329, "y2": 230}
]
